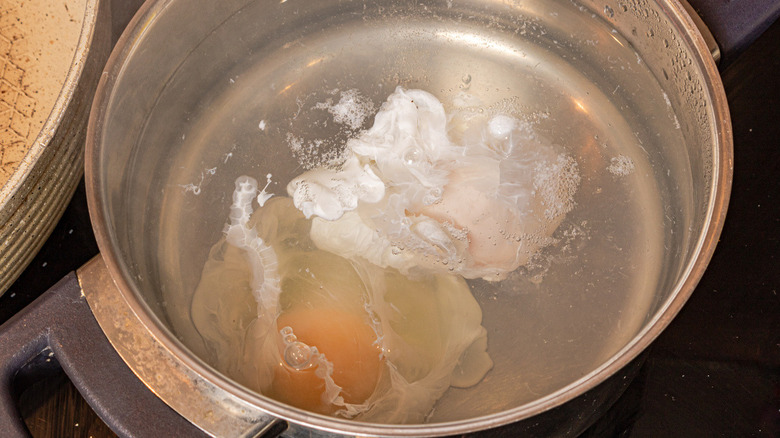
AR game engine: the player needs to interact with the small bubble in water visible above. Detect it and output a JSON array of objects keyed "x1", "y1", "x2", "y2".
[
  {"x1": 403, "y1": 148, "x2": 422, "y2": 164},
  {"x1": 284, "y1": 341, "x2": 314, "y2": 370},
  {"x1": 461, "y1": 74, "x2": 472, "y2": 84}
]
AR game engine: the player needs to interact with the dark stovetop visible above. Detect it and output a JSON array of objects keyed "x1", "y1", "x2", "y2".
[{"x1": 0, "y1": 9, "x2": 778, "y2": 438}]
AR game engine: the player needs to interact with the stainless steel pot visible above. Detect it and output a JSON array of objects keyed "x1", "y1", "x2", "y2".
[{"x1": 83, "y1": 0, "x2": 732, "y2": 436}]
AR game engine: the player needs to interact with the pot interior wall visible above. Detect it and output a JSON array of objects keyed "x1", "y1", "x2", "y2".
[{"x1": 92, "y1": 0, "x2": 719, "y2": 426}]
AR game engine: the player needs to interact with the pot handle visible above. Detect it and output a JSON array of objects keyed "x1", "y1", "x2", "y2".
[
  {"x1": 0, "y1": 273, "x2": 210, "y2": 437},
  {"x1": 683, "y1": 0, "x2": 780, "y2": 67}
]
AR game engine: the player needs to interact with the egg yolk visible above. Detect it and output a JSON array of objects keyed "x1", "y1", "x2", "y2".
[
  {"x1": 421, "y1": 178, "x2": 521, "y2": 271},
  {"x1": 271, "y1": 307, "x2": 383, "y2": 414}
]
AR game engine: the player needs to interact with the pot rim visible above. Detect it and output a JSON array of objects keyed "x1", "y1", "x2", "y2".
[{"x1": 84, "y1": 0, "x2": 733, "y2": 435}]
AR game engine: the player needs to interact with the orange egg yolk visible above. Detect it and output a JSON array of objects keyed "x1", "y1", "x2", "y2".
[
  {"x1": 420, "y1": 179, "x2": 521, "y2": 270},
  {"x1": 270, "y1": 307, "x2": 383, "y2": 414}
]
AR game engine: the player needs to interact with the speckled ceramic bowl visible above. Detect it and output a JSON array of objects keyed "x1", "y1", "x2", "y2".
[{"x1": 0, "y1": 0, "x2": 110, "y2": 296}]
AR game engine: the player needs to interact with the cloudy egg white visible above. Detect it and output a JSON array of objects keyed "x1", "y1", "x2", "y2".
[
  {"x1": 288, "y1": 87, "x2": 580, "y2": 280},
  {"x1": 191, "y1": 177, "x2": 492, "y2": 423}
]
